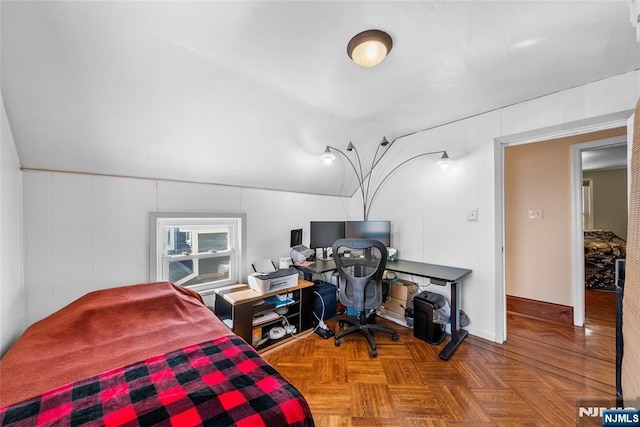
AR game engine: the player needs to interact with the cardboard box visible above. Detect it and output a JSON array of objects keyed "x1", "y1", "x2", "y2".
[
  {"x1": 382, "y1": 279, "x2": 418, "y2": 316},
  {"x1": 383, "y1": 296, "x2": 408, "y2": 316},
  {"x1": 389, "y1": 279, "x2": 419, "y2": 302}
]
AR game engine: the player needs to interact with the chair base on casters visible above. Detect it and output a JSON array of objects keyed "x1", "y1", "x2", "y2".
[{"x1": 334, "y1": 312, "x2": 399, "y2": 357}]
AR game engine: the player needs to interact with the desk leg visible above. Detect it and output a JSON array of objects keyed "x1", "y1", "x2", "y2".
[
  {"x1": 439, "y1": 280, "x2": 468, "y2": 360},
  {"x1": 300, "y1": 270, "x2": 314, "y2": 282}
]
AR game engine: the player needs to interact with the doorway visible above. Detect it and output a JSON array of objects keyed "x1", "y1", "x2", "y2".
[
  {"x1": 573, "y1": 137, "x2": 628, "y2": 323},
  {"x1": 502, "y1": 130, "x2": 626, "y2": 330}
]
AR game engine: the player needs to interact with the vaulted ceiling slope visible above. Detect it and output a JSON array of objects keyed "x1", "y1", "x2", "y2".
[{"x1": 2, "y1": 1, "x2": 639, "y2": 196}]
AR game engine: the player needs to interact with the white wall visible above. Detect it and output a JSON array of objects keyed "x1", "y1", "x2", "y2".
[
  {"x1": 1, "y1": 92, "x2": 24, "y2": 356},
  {"x1": 19, "y1": 70, "x2": 640, "y2": 344},
  {"x1": 22, "y1": 172, "x2": 350, "y2": 326},
  {"x1": 360, "y1": 69, "x2": 640, "y2": 342}
]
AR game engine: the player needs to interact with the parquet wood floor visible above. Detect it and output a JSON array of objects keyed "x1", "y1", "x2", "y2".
[{"x1": 263, "y1": 289, "x2": 616, "y2": 426}]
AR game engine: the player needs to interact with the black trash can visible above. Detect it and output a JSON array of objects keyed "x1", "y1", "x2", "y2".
[{"x1": 413, "y1": 291, "x2": 447, "y2": 345}]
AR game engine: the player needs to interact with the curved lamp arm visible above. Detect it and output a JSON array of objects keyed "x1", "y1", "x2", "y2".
[
  {"x1": 364, "y1": 137, "x2": 391, "y2": 210},
  {"x1": 365, "y1": 150, "x2": 447, "y2": 220},
  {"x1": 326, "y1": 145, "x2": 367, "y2": 216}
]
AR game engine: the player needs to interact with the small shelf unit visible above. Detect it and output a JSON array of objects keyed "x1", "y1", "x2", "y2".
[{"x1": 214, "y1": 279, "x2": 314, "y2": 352}]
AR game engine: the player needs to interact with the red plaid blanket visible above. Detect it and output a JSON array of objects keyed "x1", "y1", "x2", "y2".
[{"x1": 0, "y1": 336, "x2": 314, "y2": 426}]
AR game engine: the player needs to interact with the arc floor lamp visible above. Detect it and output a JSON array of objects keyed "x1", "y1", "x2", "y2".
[{"x1": 321, "y1": 137, "x2": 451, "y2": 221}]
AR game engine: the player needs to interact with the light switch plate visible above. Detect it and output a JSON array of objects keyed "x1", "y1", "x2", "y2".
[{"x1": 528, "y1": 209, "x2": 543, "y2": 220}]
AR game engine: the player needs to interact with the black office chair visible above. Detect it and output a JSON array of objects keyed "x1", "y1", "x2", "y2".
[{"x1": 332, "y1": 238, "x2": 399, "y2": 357}]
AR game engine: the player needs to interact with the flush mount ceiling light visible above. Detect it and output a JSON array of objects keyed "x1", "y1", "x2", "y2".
[{"x1": 347, "y1": 29, "x2": 393, "y2": 67}]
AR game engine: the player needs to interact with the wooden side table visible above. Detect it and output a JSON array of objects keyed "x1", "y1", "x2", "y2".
[{"x1": 214, "y1": 279, "x2": 314, "y2": 352}]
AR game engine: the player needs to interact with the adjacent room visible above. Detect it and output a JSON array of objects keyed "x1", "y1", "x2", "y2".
[{"x1": 1, "y1": 1, "x2": 640, "y2": 425}]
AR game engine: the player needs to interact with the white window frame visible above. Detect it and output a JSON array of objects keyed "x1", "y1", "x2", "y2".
[{"x1": 150, "y1": 212, "x2": 247, "y2": 295}]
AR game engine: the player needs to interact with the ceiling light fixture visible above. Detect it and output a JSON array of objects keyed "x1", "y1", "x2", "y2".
[
  {"x1": 347, "y1": 29, "x2": 393, "y2": 68},
  {"x1": 321, "y1": 138, "x2": 450, "y2": 220}
]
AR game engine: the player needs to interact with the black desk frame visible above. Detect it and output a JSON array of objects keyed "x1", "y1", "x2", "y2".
[{"x1": 296, "y1": 258, "x2": 472, "y2": 360}]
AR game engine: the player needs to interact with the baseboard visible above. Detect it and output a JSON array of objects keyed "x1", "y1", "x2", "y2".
[
  {"x1": 465, "y1": 327, "x2": 496, "y2": 344},
  {"x1": 506, "y1": 295, "x2": 573, "y2": 326}
]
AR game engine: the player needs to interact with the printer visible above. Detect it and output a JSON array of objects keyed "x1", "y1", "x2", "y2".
[{"x1": 248, "y1": 267, "x2": 299, "y2": 294}]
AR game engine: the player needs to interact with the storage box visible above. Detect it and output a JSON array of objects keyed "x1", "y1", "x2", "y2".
[
  {"x1": 389, "y1": 279, "x2": 419, "y2": 302},
  {"x1": 383, "y1": 296, "x2": 410, "y2": 316},
  {"x1": 313, "y1": 281, "x2": 337, "y2": 321}
]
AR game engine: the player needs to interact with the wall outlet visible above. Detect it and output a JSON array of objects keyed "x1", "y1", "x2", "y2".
[
  {"x1": 467, "y1": 208, "x2": 478, "y2": 221},
  {"x1": 528, "y1": 209, "x2": 543, "y2": 220}
]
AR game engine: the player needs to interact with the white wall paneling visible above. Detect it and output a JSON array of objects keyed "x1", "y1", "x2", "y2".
[
  {"x1": 22, "y1": 171, "x2": 348, "y2": 325},
  {"x1": 241, "y1": 188, "x2": 350, "y2": 269},
  {"x1": 117, "y1": 178, "x2": 158, "y2": 285},
  {"x1": 0, "y1": 94, "x2": 24, "y2": 356},
  {"x1": 584, "y1": 79, "x2": 607, "y2": 119},
  {"x1": 605, "y1": 72, "x2": 637, "y2": 113},
  {"x1": 93, "y1": 176, "x2": 122, "y2": 289},
  {"x1": 18, "y1": 68, "x2": 640, "y2": 343},
  {"x1": 23, "y1": 172, "x2": 54, "y2": 326},
  {"x1": 526, "y1": 93, "x2": 560, "y2": 131},
  {"x1": 559, "y1": 86, "x2": 586, "y2": 124},
  {"x1": 52, "y1": 173, "x2": 94, "y2": 309}
]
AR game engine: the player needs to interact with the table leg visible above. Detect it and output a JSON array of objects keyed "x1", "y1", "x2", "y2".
[{"x1": 439, "y1": 280, "x2": 468, "y2": 360}]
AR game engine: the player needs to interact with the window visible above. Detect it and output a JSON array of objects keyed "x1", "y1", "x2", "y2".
[{"x1": 150, "y1": 212, "x2": 246, "y2": 294}]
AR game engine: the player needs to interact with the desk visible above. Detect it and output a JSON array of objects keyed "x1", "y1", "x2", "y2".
[{"x1": 294, "y1": 258, "x2": 471, "y2": 360}]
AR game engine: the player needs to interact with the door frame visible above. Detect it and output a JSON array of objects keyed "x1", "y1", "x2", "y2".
[
  {"x1": 495, "y1": 110, "x2": 633, "y2": 340},
  {"x1": 571, "y1": 135, "x2": 627, "y2": 325}
]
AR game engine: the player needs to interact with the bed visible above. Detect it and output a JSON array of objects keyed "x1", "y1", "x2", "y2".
[
  {"x1": 584, "y1": 230, "x2": 626, "y2": 292},
  {"x1": 0, "y1": 282, "x2": 314, "y2": 426}
]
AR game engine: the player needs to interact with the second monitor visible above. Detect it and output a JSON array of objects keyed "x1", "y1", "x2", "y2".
[
  {"x1": 310, "y1": 221, "x2": 346, "y2": 260},
  {"x1": 309, "y1": 220, "x2": 392, "y2": 260},
  {"x1": 345, "y1": 220, "x2": 391, "y2": 247}
]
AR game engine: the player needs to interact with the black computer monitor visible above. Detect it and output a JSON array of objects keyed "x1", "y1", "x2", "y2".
[
  {"x1": 290, "y1": 228, "x2": 303, "y2": 247},
  {"x1": 345, "y1": 220, "x2": 391, "y2": 247},
  {"x1": 310, "y1": 221, "x2": 345, "y2": 259}
]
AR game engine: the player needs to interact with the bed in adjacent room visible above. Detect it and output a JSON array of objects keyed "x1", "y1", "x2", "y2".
[
  {"x1": 584, "y1": 229, "x2": 626, "y2": 292},
  {"x1": 0, "y1": 282, "x2": 314, "y2": 426}
]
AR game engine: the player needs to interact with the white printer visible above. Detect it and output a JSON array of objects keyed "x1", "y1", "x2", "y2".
[{"x1": 248, "y1": 267, "x2": 299, "y2": 294}]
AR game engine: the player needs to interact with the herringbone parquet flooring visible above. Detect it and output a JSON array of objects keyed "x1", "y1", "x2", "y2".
[{"x1": 263, "y1": 290, "x2": 616, "y2": 426}]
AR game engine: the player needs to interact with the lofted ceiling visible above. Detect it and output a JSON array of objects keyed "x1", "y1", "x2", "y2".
[{"x1": 1, "y1": 1, "x2": 639, "y2": 197}]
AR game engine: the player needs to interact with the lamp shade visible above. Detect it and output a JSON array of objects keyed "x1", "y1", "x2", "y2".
[
  {"x1": 437, "y1": 151, "x2": 451, "y2": 170},
  {"x1": 320, "y1": 146, "x2": 336, "y2": 164},
  {"x1": 347, "y1": 30, "x2": 393, "y2": 68}
]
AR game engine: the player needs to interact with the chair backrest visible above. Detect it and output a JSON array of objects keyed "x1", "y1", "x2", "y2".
[{"x1": 332, "y1": 238, "x2": 388, "y2": 312}]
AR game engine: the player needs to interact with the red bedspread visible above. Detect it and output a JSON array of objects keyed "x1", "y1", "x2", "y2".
[
  {"x1": 0, "y1": 336, "x2": 313, "y2": 426},
  {"x1": 1, "y1": 282, "x2": 235, "y2": 407}
]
